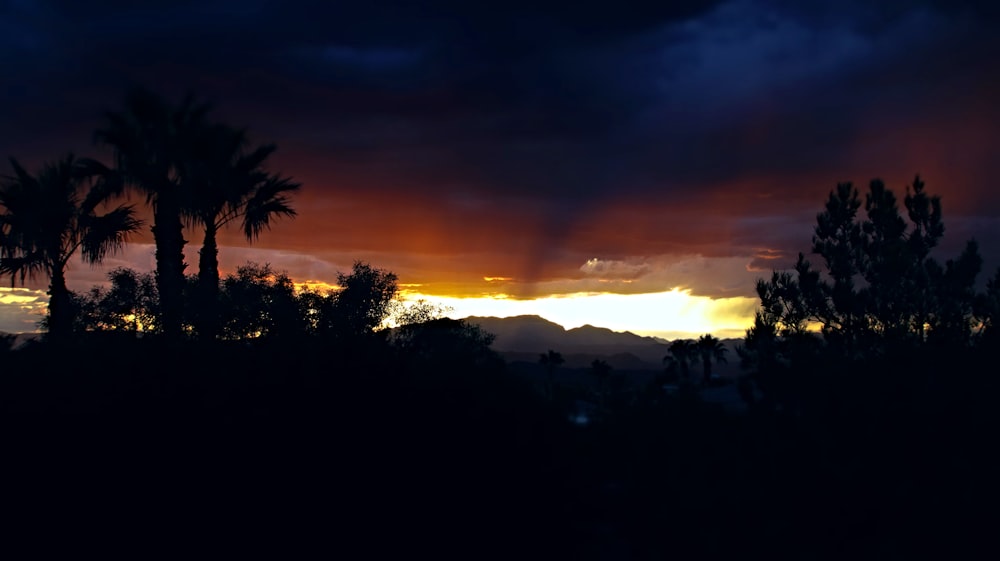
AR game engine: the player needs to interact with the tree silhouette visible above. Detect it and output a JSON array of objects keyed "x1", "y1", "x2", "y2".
[
  {"x1": 332, "y1": 261, "x2": 399, "y2": 337},
  {"x1": 925, "y1": 240, "x2": 982, "y2": 347},
  {"x1": 394, "y1": 317, "x2": 501, "y2": 373},
  {"x1": 297, "y1": 288, "x2": 337, "y2": 337},
  {"x1": 73, "y1": 267, "x2": 158, "y2": 333},
  {"x1": 695, "y1": 334, "x2": 728, "y2": 386},
  {"x1": 185, "y1": 123, "x2": 299, "y2": 340},
  {"x1": 0, "y1": 155, "x2": 141, "y2": 340},
  {"x1": 391, "y1": 299, "x2": 452, "y2": 327},
  {"x1": 743, "y1": 176, "x2": 989, "y2": 411},
  {"x1": 217, "y1": 262, "x2": 301, "y2": 340},
  {"x1": 664, "y1": 339, "x2": 696, "y2": 382},
  {"x1": 751, "y1": 176, "x2": 981, "y2": 358},
  {"x1": 95, "y1": 88, "x2": 211, "y2": 340}
]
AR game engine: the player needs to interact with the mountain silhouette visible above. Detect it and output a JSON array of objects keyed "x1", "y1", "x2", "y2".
[{"x1": 463, "y1": 315, "x2": 741, "y2": 372}]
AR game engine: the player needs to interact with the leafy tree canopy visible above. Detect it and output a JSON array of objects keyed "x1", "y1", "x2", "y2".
[{"x1": 740, "y1": 176, "x2": 1000, "y2": 410}]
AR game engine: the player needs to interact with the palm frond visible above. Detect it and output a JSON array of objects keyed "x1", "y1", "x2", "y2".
[
  {"x1": 0, "y1": 252, "x2": 48, "y2": 286},
  {"x1": 255, "y1": 174, "x2": 302, "y2": 204},
  {"x1": 80, "y1": 205, "x2": 143, "y2": 264},
  {"x1": 242, "y1": 176, "x2": 300, "y2": 242},
  {"x1": 1, "y1": 158, "x2": 71, "y2": 267},
  {"x1": 77, "y1": 158, "x2": 128, "y2": 212},
  {"x1": 6, "y1": 157, "x2": 38, "y2": 191}
]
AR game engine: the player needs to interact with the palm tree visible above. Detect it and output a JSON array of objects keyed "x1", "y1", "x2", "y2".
[
  {"x1": 696, "y1": 334, "x2": 728, "y2": 386},
  {"x1": 0, "y1": 155, "x2": 142, "y2": 340},
  {"x1": 94, "y1": 88, "x2": 211, "y2": 340},
  {"x1": 184, "y1": 124, "x2": 300, "y2": 340},
  {"x1": 664, "y1": 339, "x2": 696, "y2": 382}
]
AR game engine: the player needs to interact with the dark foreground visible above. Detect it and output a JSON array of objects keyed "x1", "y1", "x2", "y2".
[{"x1": 2, "y1": 336, "x2": 996, "y2": 559}]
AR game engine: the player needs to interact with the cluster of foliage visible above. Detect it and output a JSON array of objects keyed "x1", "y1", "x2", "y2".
[
  {"x1": 66, "y1": 260, "x2": 423, "y2": 343},
  {"x1": 0, "y1": 88, "x2": 298, "y2": 342},
  {"x1": 740, "y1": 176, "x2": 1000, "y2": 411},
  {"x1": 68, "y1": 267, "x2": 158, "y2": 333},
  {"x1": 663, "y1": 334, "x2": 728, "y2": 385}
]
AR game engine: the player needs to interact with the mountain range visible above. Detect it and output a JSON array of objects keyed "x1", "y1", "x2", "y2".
[{"x1": 464, "y1": 315, "x2": 743, "y2": 373}]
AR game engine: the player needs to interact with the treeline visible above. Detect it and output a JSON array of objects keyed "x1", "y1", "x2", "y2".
[{"x1": 63, "y1": 261, "x2": 396, "y2": 341}]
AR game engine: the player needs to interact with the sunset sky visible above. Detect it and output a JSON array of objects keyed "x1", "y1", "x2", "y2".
[{"x1": 2, "y1": 0, "x2": 999, "y2": 337}]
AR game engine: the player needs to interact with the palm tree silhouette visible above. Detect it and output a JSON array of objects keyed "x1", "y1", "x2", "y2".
[
  {"x1": 185, "y1": 124, "x2": 300, "y2": 340},
  {"x1": 664, "y1": 339, "x2": 696, "y2": 382},
  {"x1": 695, "y1": 334, "x2": 728, "y2": 386},
  {"x1": 0, "y1": 155, "x2": 142, "y2": 340},
  {"x1": 95, "y1": 88, "x2": 211, "y2": 340}
]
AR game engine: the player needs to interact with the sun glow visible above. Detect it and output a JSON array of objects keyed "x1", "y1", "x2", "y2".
[
  {"x1": 403, "y1": 288, "x2": 758, "y2": 340},
  {"x1": 293, "y1": 280, "x2": 340, "y2": 293}
]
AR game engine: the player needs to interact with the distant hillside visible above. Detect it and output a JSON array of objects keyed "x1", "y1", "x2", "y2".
[
  {"x1": 462, "y1": 315, "x2": 743, "y2": 373},
  {"x1": 0, "y1": 331, "x2": 42, "y2": 350}
]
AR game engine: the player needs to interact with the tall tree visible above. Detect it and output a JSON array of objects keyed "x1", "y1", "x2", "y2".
[
  {"x1": 695, "y1": 334, "x2": 728, "y2": 385},
  {"x1": 751, "y1": 176, "x2": 975, "y2": 357},
  {"x1": 665, "y1": 339, "x2": 696, "y2": 382},
  {"x1": 742, "y1": 176, "x2": 984, "y2": 410},
  {"x1": 185, "y1": 124, "x2": 300, "y2": 340},
  {"x1": 0, "y1": 155, "x2": 141, "y2": 340},
  {"x1": 95, "y1": 88, "x2": 210, "y2": 340}
]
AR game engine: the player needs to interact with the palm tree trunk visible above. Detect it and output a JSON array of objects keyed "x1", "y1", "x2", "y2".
[
  {"x1": 152, "y1": 194, "x2": 187, "y2": 340},
  {"x1": 47, "y1": 266, "x2": 72, "y2": 341},
  {"x1": 196, "y1": 221, "x2": 221, "y2": 340}
]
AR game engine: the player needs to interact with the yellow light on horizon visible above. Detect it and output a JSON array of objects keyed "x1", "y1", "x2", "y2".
[
  {"x1": 292, "y1": 280, "x2": 340, "y2": 294},
  {"x1": 402, "y1": 288, "x2": 758, "y2": 340}
]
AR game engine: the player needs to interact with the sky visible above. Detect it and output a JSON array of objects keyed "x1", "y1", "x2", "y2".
[{"x1": 2, "y1": 0, "x2": 999, "y2": 337}]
